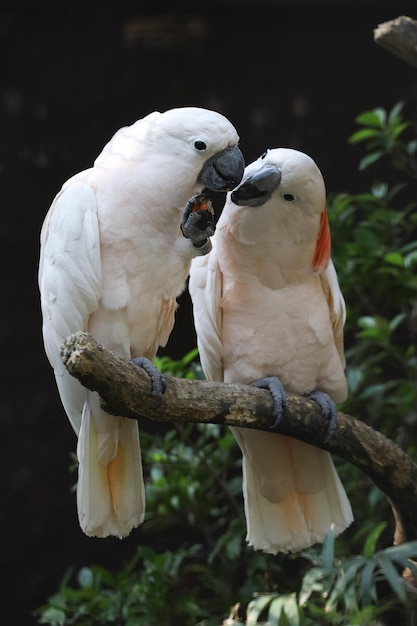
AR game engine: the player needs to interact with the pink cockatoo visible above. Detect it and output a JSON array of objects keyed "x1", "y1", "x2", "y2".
[
  {"x1": 189, "y1": 147, "x2": 353, "y2": 554},
  {"x1": 38, "y1": 107, "x2": 244, "y2": 538}
]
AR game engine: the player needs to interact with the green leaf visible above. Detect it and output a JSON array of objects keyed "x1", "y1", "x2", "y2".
[
  {"x1": 357, "y1": 316, "x2": 378, "y2": 329},
  {"x1": 381, "y1": 540, "x2": 417, "y2": 561},
  {"x1": 282, "y1": 593, "x2": 300, "y2": 626},
  {"x1": 342, "y1": 576, "x2": 361, "y2": 614},
  {"x1": 299, "y1": 566, "x2": 327, "y2": 605},
  {"x1": 225, "y1": 532, "x2": 242, "y2": 560},
  {"x1": 352, "y1": 227, "x2": 382, "y2": 250},
  {"x1": 363, "y1": 522, "x2": 387, "y2": 556},
  {"x1": 358, "y1": 151, "x2": 384, "y2": 170},
  {"x1": 357, "y1": 315, "x2": 390, "y2": 341},
  {"x1": 389, "y1": 312, "x2": 407, "y2": 332},
  {"x1": 407, "y1": 139, "x2": 417, "y2": 155},
  {"x1": 360, "y1": 559, "x2": 377, "y2": 606},
  {"x1": 267, "y1": 596, "x2": 284, "y2": 626},
  {"x1": 404, "y1": 250, "x2": 417, "y2": 268},
  {"x1": 355, "y1": 109, "x2": 386, "y2": 127},
  {"x1": 181, "y1": 347, "x2": 199, "y2": 364},
  {"x1": 391, "y1": 121, "x2": 409, "y2": 139},
  {"x1": 77, "y1": 567, "x2": 94, "y2": 589},
  {"x1": 349, "y1": 128, "x2": 379, "y2": 144},
  {"x1": 321, "y1": 527, "x2": 335, "y2": 571},
  {"x1": 387, "y1": 100, "x2": 405, "y2": 125},
  {"x1": 374, "y1": 107, "x2": 388, "y2": 125},
  {"x1": 376, "y1": 555, "x2": 406, "y2": 603},
  {"x1": 37, "y1": 607, "x2": 67, "y2": 626},
  {"x1": 326, "y1": 556, "x2": 365, "y2": 611},
  {"x1": 370, "y1": 182, "x2": 388, "y2": 199},
  {"x1": 346, "y1": 366, "x2": 363, "y2": 394},
  {"x1": 246, "y1": 594, "x2": 275, "y2": 624},
  {"x1": 383, "y1": 252, "x2": 404, "y2": 267},
  {"x1": 393, "y1": 555, "x2": 417, "y2": 579}
]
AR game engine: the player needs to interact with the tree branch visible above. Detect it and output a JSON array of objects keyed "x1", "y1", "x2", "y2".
[
  {"x1": 374, "y1": 16, "x2": 417, "y2": 69},
  {"x1": 61, "y1": 331, "x2": 417, "y2": 546}
]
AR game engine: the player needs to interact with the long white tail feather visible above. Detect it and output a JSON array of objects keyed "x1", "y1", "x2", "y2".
[
  {"x1": 77, "y1": 401, "x2": 145, "y2": 538},
  {"x1": 232, "y1": 427, "x2": 353, "y2": 554}
]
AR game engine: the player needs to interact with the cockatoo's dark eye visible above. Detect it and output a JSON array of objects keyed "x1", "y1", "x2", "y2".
[
  {"x1": 283, "y1": 193, "x2": 295, "y2": 202},
  {"x1": 260, "y1": 151, "x2": 268, "y2": 159},
  {"x1": 194, "y1": 140, "x2": 207, "y2": 151}
]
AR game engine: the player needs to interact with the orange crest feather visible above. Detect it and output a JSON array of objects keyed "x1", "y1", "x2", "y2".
[{"x1": 312, "y1": 205, "x2": 331, "y2": 272}]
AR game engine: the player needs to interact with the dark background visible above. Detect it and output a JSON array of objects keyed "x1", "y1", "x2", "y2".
[{"x1": 1, "y1": 1, "x2": 417, "y2": 624}]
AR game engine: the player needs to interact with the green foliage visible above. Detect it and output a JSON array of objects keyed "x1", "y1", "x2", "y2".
[
  {"x1": 221, "y1": 530, "x2": 417, "y2": 626},
  {"x1": 329, "y1": 102, "x2": 417, "y2": 445},
  {"x1": 35, "y1": 546, "x2": 209, "y2": 626},
  {"x1": 36, "y1": 101, "x2": 417, "y2": 626},
  {"x1": 348, "y1": 101, "x2": 417, "y2": 174},
  {"x1": 154, "y1": 347, "x2": 204, "y2": 380}
]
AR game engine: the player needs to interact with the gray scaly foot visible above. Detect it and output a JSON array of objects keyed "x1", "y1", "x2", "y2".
[
  {"x1": 306, "y1": 389, "x2": 337, "y2": 443},
  {"x1": 250, "y1": 376, "x2": 288, "y2": 430},
  {"x1": 131, "y1": 357, "x2": 167, "y2": 406}
]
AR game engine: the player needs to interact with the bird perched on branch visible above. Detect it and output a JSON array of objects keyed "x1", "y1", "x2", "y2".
[
  {"x1": 38, "y1": 107, "x2": 244, "y2": 538},
  {"x1": 189, "y1": 147, "x2": 353, "y2": 554}
]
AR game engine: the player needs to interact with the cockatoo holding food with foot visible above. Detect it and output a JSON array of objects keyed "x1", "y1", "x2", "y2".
[
  {"x1": 38, "y1": 106, "x2": 244, "y2": 538},
  {"x1": 189, "y1": 147, "x2": 353, "y2": 554}
]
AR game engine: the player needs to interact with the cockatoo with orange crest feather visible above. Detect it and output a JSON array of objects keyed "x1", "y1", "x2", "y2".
[{"x1": 189, "y1": 147, "x2": 353, "y2": 554}]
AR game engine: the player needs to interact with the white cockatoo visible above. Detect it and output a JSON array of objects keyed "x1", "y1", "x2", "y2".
[
  {"x1": 189, "y1": 147, "x2": 353, "y2": 554},
  {"x1": 38, "y1": 107, "x2": 244, "y2": 538}
]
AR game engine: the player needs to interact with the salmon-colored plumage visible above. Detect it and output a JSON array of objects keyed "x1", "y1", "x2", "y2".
[
  {"x1": 38, "y1": 107, "x2": 243, "y2": 537},
  {"x1": 189, "y1": 148, "x2": 353, "y2": 554}
]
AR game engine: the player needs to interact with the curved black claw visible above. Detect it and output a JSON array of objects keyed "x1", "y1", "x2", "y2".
[
  {"x1": 250, "y1": 376, "x2": 288, "y2": 430},
  {"x1": 180, "y1": 193, "x2": 216, "y2": 250},
  {"x1": 307, "y1": 389, "x2": 337, "y2": 443},
  {"x1": 131, "y1": 357, "x2": 167, "y2": 405}
]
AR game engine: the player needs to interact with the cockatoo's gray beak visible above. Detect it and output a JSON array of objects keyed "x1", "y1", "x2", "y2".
[
  {"x1": 198, "y1": 145, "x2": 245, "y2": 192},
  {"x1": 231, "y1": 164, "x2": 281, "y2": 207}
]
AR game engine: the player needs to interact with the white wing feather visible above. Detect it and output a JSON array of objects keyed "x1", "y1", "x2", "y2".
[
  {"x1": 189, "y1": 239, "x2": 223, "y2": 382},
  {"x1": 321, "y1": 259, "x2": 346, "y2": 368},
  {"x1": 38, "y1": 181, "x2": 102, "y2": 433}
]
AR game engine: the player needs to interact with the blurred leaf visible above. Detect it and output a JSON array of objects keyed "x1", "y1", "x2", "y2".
[
  {"x1": 349, "y1": 128, "x2": 379, "y2": 144},
  {"x1": 391, "y1": 121, "x2": 409, "y2": 140},
  {"x1": 281, "y1": 593, "x2": 300, "y2": 626},
  {"x1": 37, "y1": 608, "x2": 66, "y2": 626},
  {"x1": 376, "y1": 556, "x2": 406, "y2": 603},
  {"x1": 246, "y1": 594, "x2": 274, "y2": 624},
  {"x1": 360, "y1": 560, "x2": 377, "y2": 606},
  {"x1": 358, "y1": 151, "x2": 384, "y2": 170},
  {"x1": 407, "y1": 139, "x2": 417, "y2": 154},
  {"x1": 389, "y1": 312, "x2": 407, "y2": 332},
  {"x1": 299, "y1": 566, "x2": 325, "y2": 606},
  {"x1": 355, "y1": 109, "x2": 386, "y2": 127},
  {"x1": 266, "y1": 596, "x2": 284, "y2": 625},
  {"x1": 321, "y1": 527, "x2": 335, "y2": 571},
  {"x1": 78, "y1": 567, "x2": 94, "y2": 589},
  {"x1": 384, "y1": 252, "x2": 404, "y2": 267},
  {"x1": 387, "y1": 100, "x2": 405, "y2": 124},
  {"x1": 363, "y1": 522, "x2": 387, "y2": 557}
]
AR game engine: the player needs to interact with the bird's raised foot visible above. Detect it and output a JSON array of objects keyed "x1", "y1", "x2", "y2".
[
  {"x1": 131, "y1": 357, "x2": 167, "y2": 405},
  {"x1": 306, "y1": 389, "x2": 337, "y2": 443},
  {"x1": 250, "y1": 376, "x2": 288, "y2": 430},
  {"x1": 180, "y1": 193, "x2": 216, "y2": 252}
]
